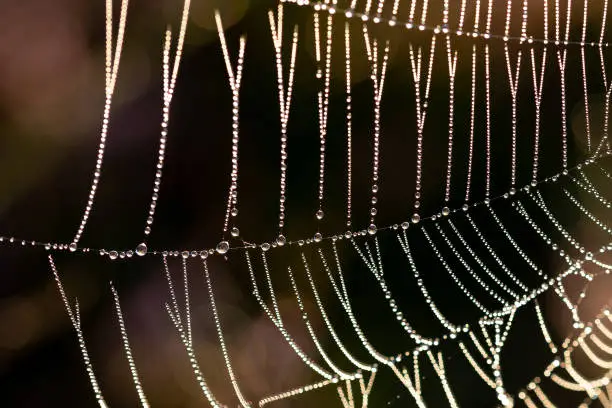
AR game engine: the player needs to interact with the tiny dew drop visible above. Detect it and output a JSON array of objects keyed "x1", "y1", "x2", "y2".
[
  {"x1": 231, "y1": 207, "x2": 239, "y2": 217},
  {"x1": 261, "y1": 242, "x2": 271, "y2": 251},
  {"x1": 276, "y1": 235, "x2": 287, "y2": 247},
  {"x1": 216, "y1": 241, "x2": 230, "y2": 255},
  {"x1": 136, "y1": 243, "x2": 147, "y2": 256},
  {"x1": 316, "y1": 210, "x2": 324, "y2": 220},
  {"x1": 367, "y1": 224, "x2": 377, "y2": 235},
  {"x1": 69, "y1": 243, "x2": 78, "y2": 252},
  {"x1": 231, "y1": 227, "x2": 240, "y2": 237},
  {"x1": 314, "y1": 232, "x2": 323, "y2": 243},
  {"x1": 401, "y1": 222, "x2": 410, "y2": 230},
  {"x1": 442, "y1": 206, "x2": 450, "y2": 216},
  {"x1": 181, "y1": 251, "x2": 189, "y2": 259},
  {"x1": 411, "y1": 213, "x2": 420, "y2": 224},
  {"x1": 109, "y1": 251, "x2": 119, "y2": 260}
]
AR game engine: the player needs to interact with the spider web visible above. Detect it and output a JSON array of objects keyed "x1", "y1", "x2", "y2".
[{"x1": 2, "y1": 0, "x2": 612, "y2": 406}]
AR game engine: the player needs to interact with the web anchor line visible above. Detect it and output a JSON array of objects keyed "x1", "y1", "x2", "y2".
[
  {"x1": 2, "y1": 156, "x2": 607, "y2": 263},
  {"x1": 280, "y1": 0, "x2": 612, "y2": 48}
]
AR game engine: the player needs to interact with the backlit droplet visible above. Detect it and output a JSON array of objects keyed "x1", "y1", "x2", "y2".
[
  {"x1": 276, "y1": 235, "x2": 287, "y2": 247},
  {"x1": 314, "y1": 232, "x2": 323, "y2": 242},
  {"x1": 69, "y1": 243, "x2": 77, "y2": 252},
  {"x1": 231, "y1": 207, "x2": 238, "y2": 217},
  {"x1": 216, "y1": 241, "x2": 229, "y2": 255},
  {"x1": 509, "y1": 188, "x2": 516, "y2": 195},
  {"x1": 442, "y1": 207, "x2": 450, "y2": 216},
  {"x1": 231, "y1": 227, "x2": 239, "y2": 237},
  {"x1": 462, "y1": 204, "x2": 469, "y2": 211},
  {"x1": 401, "y1": 222, "x2": 409, "y2": 230},
  {"x1": 200, "y1": 251, "x2": 208, "y2": 259},
  {"x1": 109, "y1": 251, "x2": 119, "y2": 260},
  {"x1": 261, "y1": 243, "x2": 270, "y2": 251},
  {"x1": 182, "y1": 251, "x2": 189, "y2": 259},
  {"x1": 136, "y1": 243, "x2": 147, "y2": 256},
  {"x1": 411, "y1": 213, "x2": 420, "y2": 224},
  {"x1": 367, "y1": 224, "x2": 377, "y2": 235},
  {"x1": 316, "y1": 210, "x2": 324, "y2": 220}
]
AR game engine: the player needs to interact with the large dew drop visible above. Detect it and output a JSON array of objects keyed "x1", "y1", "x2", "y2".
[
  {"x1": 136, "y1": 243, "x2": 147, "y2": 256},
  {"x1": 216, "y1": 241, "x2": 230, "y2": 255}
]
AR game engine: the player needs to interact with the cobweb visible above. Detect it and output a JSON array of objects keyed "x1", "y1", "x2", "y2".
[{"x1": 1, "y1": 0, "x2": 612, "y2": 406}]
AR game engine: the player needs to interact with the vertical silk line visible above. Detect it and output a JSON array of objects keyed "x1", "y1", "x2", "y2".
[
  {"x1": 216, "y1": 12, "x2": 246, "y2": 242},
  {"x1": 409, "y1": 34, "x2": 436, "y2": 224},
  {"x1": 72, "y1": 0, "x2": 129, "y2": 249},
  {"x1": 269, "y1": 4, "x2": 298, "y2": 245},
  {"x1": 50, "y1": 254, "x2": 108, "y2": 408},
  {"x1": 315, "y1": 13, "x2": 334, "y2": 227},
  {"x1": 345, "y1": 22, "x2": 353, "y2": 229},
  {"x1": 443, "y1": 35, "x2": 458, "y2": 211},
  {"x1": 465, "y1": 45, "x2": 477, "y2": 204}
]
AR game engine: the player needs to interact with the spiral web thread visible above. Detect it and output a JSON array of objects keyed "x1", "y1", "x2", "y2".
[{"x1": 5, "y1": 0, "x2": 612, "y2": 406}]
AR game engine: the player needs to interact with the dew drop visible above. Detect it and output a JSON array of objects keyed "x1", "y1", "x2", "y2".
[
  {"x1": 260, "y1": 242, "x2": 271, "y2": 251},
  {"x1": 314, "y1": 232, "x2": 323, "y2": 243},
  {"x1": 231, "y1": 208, "x2": 239, "y2": 217},
  {"x1": 411, "y1": 213, "x2": 420, "y2": 224},
  {"x1": 442, "y1": 207, "x2": 450, "y2": 216},
  {"x1": 462, "y1": 204, "x2": 469, "y2": 211},
  {"x1": 182, "y1": 251, "x2": 189, "y2": 259},
  {"x1": 200, "y1": 251, "x2": 208, "y2": 259},
  {"x1": 276, "y1": 235, "x2": 287, "y2": 247},
  {"x1": 136, "y1": 243, "x2": 148, "y2": 256},
  {"x1": 69, "y1": 243, "x2": 78, "y2": 252},
  {"x1": 316, "y1": 210, "x2": 324, "y2": 220},
  {"x1": 216, "y1": 241, "x2": 230, "y2": 255},
  {"x1": 367, "y1": 224, "x2": 377, "y2": 235},
  {"x1": 509, "y1": 187, "x2": 517, "y2": 196},
  {"x1": 109, "y1": 251, "x2": 119, "y2": 260},
  {"x1": 231, "y1": 227, "x2": 240, "y2": 237},
  {"x1": 401, "y1": 222, "x2": 410, "y2": 230}
]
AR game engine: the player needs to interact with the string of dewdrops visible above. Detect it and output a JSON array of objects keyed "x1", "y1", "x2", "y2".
[
  {"x1": 0, "y1": 156, "x2": 605, "y2": 261},
  {"x1": 280, "y1": 0, "x2": 612, "y2": 48}
]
